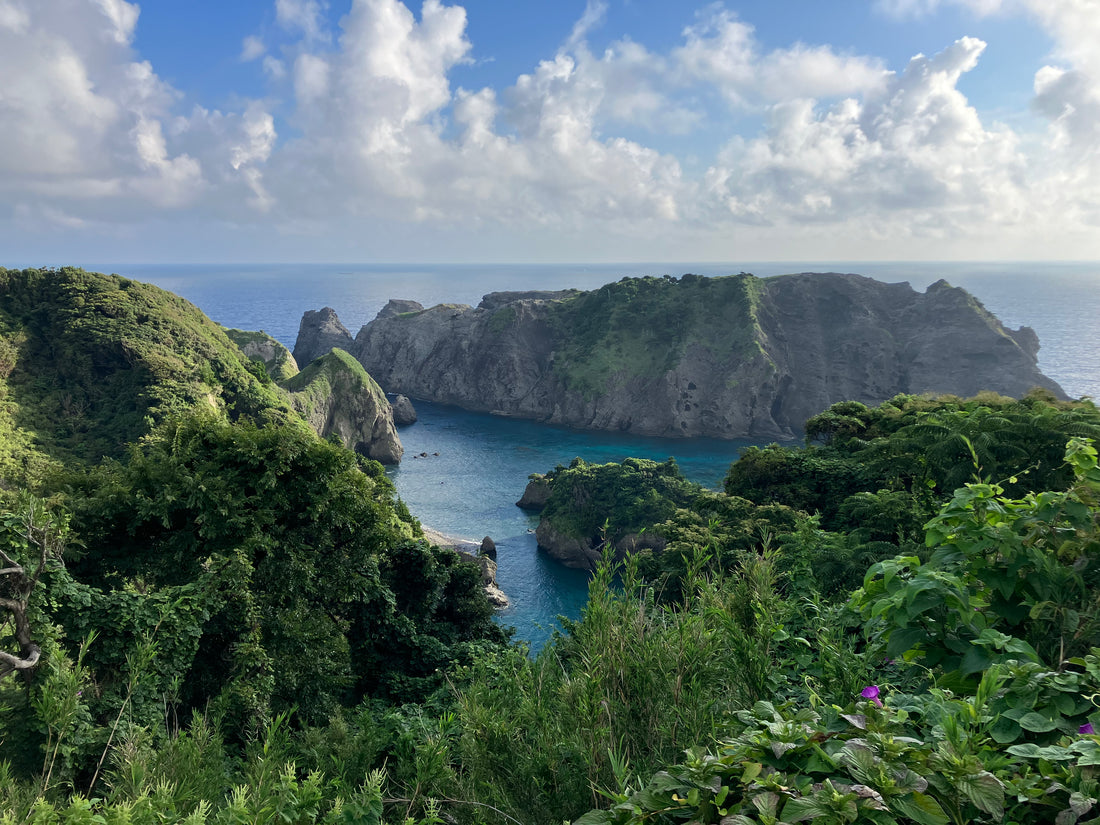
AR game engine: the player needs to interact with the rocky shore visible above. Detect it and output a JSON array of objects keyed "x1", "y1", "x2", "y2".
[{"x1": 421, "y1": 526, "x2": 509, "y2": 608}]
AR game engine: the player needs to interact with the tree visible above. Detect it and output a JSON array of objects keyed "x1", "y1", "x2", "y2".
[{"x1": 0, "y1": 494, "x2": 66, "y2": 683}]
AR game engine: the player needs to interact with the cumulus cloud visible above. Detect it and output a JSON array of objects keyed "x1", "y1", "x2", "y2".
[
  {"x1": 702, "y1": 37, "x2": 1028, "y2": 232},
  {"x1": 276, "y1": 0, "x2": 327, "y2": 40},
  {"x1": 0, "y1": 0, "x2": 276, "y2": 226},
  {"x1": 5, "y1": 0, "x2": 1100, "y2": 258},
  {"x1": 240, "y1": 35, "x2": 266, "y2": 62},
  {"x1": 675, "y1": 6, "x2": 891, "y2": 107}
]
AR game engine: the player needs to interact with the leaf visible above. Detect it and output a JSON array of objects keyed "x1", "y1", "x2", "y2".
[
  {"x1": 573, "y1": 811, "x2": 613, "y2": 825},
  {"x1": 891, "y1": 792, "x2": 950, "y2": 825},
  {"x1": 958, "y1": 772, "x2": 1004, "y2": 818},
  {"x1": 991, "y1": 715, "x2": 1022, "y2": 744},
  {"x1": 741, "y1": 762, "x2": 763, "y2": 784},
  {"x1": 1018, "y1": 712, "x2": 1058, "y2": 733},
  {"x1": 959, "y1": 645, "x2": 993, "y2": 676},
  {"x1": 887, "y1": 627, "x2": 928, "y2": 658},
  {"x1": 841, "y1": 714, "x2": 867, "y2": 730},
  {"x1": 781, "y1": 796, "x2": 832, "y2": 823},
  {"x1": 753, "y1": 792, "x2": 781, "y2": 819}
]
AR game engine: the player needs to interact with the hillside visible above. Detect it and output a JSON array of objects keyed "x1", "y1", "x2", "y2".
[
  {"x1": 0, "y1": 268, "x2": 404, "y2": 484},
  {"x1": 0, "y1": 266, "x2": 301, "y2": 486},
  {"x1": 299, "y1": 272, "x2": 1066, "y2": 439}
]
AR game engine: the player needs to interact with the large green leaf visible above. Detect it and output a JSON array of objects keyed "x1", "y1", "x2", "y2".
[
  {"x1": 891, "y1": 792, "x2": 949, "y2": 825},
  {"x1": 1017, "y1": 712, "x2": 1058, "y2": 733},
  {"x1": 957, "y1": 772, "x2": 1004, "y2": 819}
]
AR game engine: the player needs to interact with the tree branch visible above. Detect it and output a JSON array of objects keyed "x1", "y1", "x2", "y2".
[{"x1": 0, "y1": 644, "x2": 40, "y2": 671}]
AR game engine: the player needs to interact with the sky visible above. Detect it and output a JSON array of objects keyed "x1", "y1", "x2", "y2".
[{"x1": 2, "y1": 0, "x2": 1099, "y2": 264}]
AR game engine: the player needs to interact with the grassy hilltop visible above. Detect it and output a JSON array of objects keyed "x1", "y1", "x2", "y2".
[{"x1": 0, "y1": 266, "x2": 299, "y2": 484}]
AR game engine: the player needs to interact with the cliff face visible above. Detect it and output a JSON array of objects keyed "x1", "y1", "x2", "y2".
[
  {"x1": 299, "y1": 273, "x2": 1066, "y2": 440},
  {"x1": 293, "y1": 307, "x2": 354, "y2": 367},
  {"x1": 282, "y1": 348, "x2": 403, "y2": 464}
]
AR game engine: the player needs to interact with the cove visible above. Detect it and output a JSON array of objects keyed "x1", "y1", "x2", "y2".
[{"x1": 388, "y1": 400, "x2": 785, "y2": 648}]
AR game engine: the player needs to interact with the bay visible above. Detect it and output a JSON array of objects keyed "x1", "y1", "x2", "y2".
[{"x1": 96, "y1": 260, "x2": 1100, "y2": 646}]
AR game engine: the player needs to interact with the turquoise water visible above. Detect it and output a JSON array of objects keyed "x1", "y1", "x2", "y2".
[
  {"x1": 389, "y1": 401, "x2": 769, "y2": 647},
  {"x1": 98, "y1": 261, "x2": 1100, "y2": 645}
]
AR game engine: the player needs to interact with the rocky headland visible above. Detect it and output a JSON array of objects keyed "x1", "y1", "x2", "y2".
[
  {"x1": 294, "y1": 272, "x2": 1066, "y2": 440},
  {"x1": 280, "y1": 348, "x2": 403, "y2": 464}
]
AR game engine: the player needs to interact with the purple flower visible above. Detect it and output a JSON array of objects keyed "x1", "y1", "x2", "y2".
[
  {"x1": 1080, "y1": 723, "x2": 1095, "y2": 735},
  {"x1": 861, "y1": 685, "x2": 883, "y2": 707}
]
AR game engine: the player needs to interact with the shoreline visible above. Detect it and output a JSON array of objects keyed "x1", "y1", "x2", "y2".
[
  {"x1": 420, "y1": 524, "x2": 510, "y2": 608},
  {"x1": 420, "y1": 524, "x2": 480, "y2": 550}
]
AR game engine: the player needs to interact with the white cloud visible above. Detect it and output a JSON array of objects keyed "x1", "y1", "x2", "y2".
[
  {"x1": 566, "y1": 0, "x2": 607, "y2": 50},
  {"x1": 702, "y1": 38, "x2": 1028, "y2": 232},
  {"x1": 241, "y1": 35, "x2": 266, "y2": 62},
  {"x1": 674, "y1": 7, "x2": 890, "y2": 107},
  {"x1": 0, "y1": 1, "x2": 30, "y2": 34},
  {"x1": 276, "y1": 0, "x2": 327, "y2": 40},
  {"x1": 4, "y1": 0, "x2": 1100, "y2": 259},
  {"x1": 91, "y1": 0, "x2": 139, "y2": 45},
  {"x1": 263, "y1": 55, "x2": 286, "y2": 78}
]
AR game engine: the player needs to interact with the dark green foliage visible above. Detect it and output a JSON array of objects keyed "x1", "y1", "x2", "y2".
[
  {"x1": 540, "y1": 456, "x2": 697, "y2": 541},
  {"x1": 0, "y1": 267, "x2": 298, "y2": 481},
  {"x1": 6, "y1": 267, "x2": 1100, "y2": 825},
  {"x1": 724, "y1": 444, "x2": 870, "y2": 526},
  {"x1": 51, "y1": 413, "x2": 503, "y2": 727}
]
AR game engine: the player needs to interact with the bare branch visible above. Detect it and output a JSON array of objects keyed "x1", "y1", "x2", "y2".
[{"x1": 0, "y1": 644, "x2": 40, "y2": 671}]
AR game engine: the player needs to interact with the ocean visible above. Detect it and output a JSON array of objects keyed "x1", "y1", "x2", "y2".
[{"x1": 96, "y1": 261, "x2": 1100, "y2": 646}]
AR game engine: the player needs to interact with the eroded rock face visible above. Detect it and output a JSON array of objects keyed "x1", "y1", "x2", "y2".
[
  {"x1": 457, "y1": 549, "x2": 509, "y2": 607},
  {"x1": 516, "y1": 475, "x2": 551, "y2": 511},
  {"x1": 375, "y1": 299, "x2": 425, "y2": 320},
  {"x1": 535, "y1": 520, "x2": 598, "y2": 569},
  {"x1": 292, "y1": 307, "x2": 354, "y2": 367},
  {"x1": 390, "y1": 394, "x2": 418, "y2": 425},
  {"x1": 281, "y1": 348, "x2": 403, "y2": 464},
  {"x1": 299, "y1": 272, "x2": 1067, "y2": 440}
]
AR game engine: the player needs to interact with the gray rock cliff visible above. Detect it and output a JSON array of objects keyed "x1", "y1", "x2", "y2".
[
  {"x1": 516, "y1": 475, "x2": 551, "y2": 510},
  {"x1": 281, "y1": 348, "x2": 403, "y2": 464},
  {"x1": 297, "y1": 272, "x2": 1067, "y2": 440},
  {"x1": 293, "y1": 307, "x2": 354, "y2": 367},
  {"x1": 390, "y1": 394, "x2": 418, "y2": 425},
  {"x1": 375, "y1": 299, "x2": 425, "y2": 320}
]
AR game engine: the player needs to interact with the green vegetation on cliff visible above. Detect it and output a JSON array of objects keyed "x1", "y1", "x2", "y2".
[
  {"x1": 548, "y1": 273, "x2": 766, "y2": 398},
  {"x1": 282, "y1": 346, "x2": 388, "y2": 420},
  {"x1": 0, "y1": 269, "x2": 505, "y2": 820},
  {"x1": 223, "y1": 327, "x2": 300, "y2": 382}
]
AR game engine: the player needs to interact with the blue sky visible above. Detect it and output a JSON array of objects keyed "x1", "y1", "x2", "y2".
[{"x1": 1, "y1": 0, "x2": 1098, "y2": 263}]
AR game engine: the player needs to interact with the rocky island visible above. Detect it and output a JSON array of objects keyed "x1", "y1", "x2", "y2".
[{"x1": 295, "y1": 272, "x2": 1066, "y2": 439}]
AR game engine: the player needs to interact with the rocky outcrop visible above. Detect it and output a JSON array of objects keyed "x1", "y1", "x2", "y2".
[
  {"x1": 292, "y1": 307, "x2": 354, "y2": 367},
  {"x1": 456, "y1": 551, "x2": 509, "y2": 607},
  {"x1": 281, "y1": 348, "x2": 403, "y2": 464},
  {"x1": 480, "y1": 536, "x2": 496, "y2": 558},
  {"x1": 516, "y1": 475, "x2": 551, "y2": 510},
  {"x1": 535, "y1": 520, "x2": 599, "y2": 569},
  {"x1": 224, "y1": 328, "x2": 299, "y2": 382},
  {"x1": 375, "y1": 299, "x2": 424, "y2": 320},
  {"x1": 390, "y1": 394, "x2": 418, "y2": 425},
  {"x1": 296, "y1": 272, "x2": 1067, "y2": 440}
]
